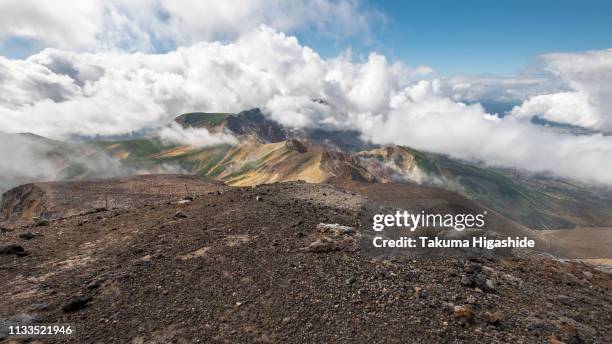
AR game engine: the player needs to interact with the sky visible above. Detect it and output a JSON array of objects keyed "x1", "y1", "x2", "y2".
[
  {"x1": 366, "y1": 0, "x2": 612, "y2": 75},
  {"x1": 0, "y1": 0, "x2": 612, "y2": 185},
  {"x1": 3, "y1": 1, "x2": 612, "y2": 76}
]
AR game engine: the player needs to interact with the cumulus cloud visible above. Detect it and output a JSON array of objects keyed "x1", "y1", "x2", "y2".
[
  {"x1": 1, "y1": 24, "x2": 611, "y2": 185},
  {"x1": 0, "y1": 0, "x2": 381, "y2": 53},
  {"x1": 356, "y1": 80, "x2": 612, "y2": 185},
  {"x1": 158, "y1": 123, "x2": 238, "y2": 148},
  {"x1": 511, "y1": 49, "x2": 612, "y2": 131},
  {"x1": 0, "y1": 26, "x2": 427, "y2": 137},
  {"x1": 511, "y1": 91, "x2": 597, "y2": 128}
]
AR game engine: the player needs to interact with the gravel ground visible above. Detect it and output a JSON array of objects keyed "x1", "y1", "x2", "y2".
[{"x1": 0, "y1": 180, "x2": 610, "y2": 343}]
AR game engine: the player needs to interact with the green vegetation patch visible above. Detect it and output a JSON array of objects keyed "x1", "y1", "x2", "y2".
[
  {"x1": 193, "y1": 145, "x2": 234, "y2": 175},
  {"x1": 181, "y1": 112, "x2": 229, "y2": 127},
  {"x1": 225, "y1": 152, "x2": 274, "y2": 179},
  {"x1": 95, "y1": 138, "x2": 168, "y2": 159}
]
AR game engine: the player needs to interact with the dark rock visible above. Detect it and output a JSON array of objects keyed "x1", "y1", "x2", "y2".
[
  {"x1": 461, "y1": 273, "x2": 495, "y2": 292},
  {"x1": 568, "y1": 335, "x2": 585, "y2": 344},
  {"x1": 0, "y1": 244, "x2": 26, "y2": 256},
  {"x1": 62, "y1": 295, "x2": 93, "y2": 312},
  {"x1": 473, "y1": 274, "x2": 488, "y2": 291},
  {"x1": 464, "y1": 262, "x2": 482, "y2": 274},
  {"x1": 557, "y1": 295, "x2": 573, "y2": 306},
  {"x1": 18, "y1": 232, "x2": 40, "y2": 240},
  {"x1": 33, "y1": 219, "x2": 49, "y2": 227},
  {"x1": 461, "y1": 274, "x2": 473, "y2": 286}
]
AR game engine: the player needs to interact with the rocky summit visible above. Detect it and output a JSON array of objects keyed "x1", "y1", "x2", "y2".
[{"x1": 0, "y1": 176, "x2": 610, "y2": 343}]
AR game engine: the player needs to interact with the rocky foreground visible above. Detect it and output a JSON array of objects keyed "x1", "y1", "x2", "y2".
[{"x1": 0, "y1": 178, "x2": 610, "y2": 343}]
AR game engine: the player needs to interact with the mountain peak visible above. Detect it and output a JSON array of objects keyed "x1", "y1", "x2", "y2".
[
  {"x1": 174, "y1": 108, "x2": 287, "y2": 143},
  {"x1": 174, "y1": 112, "x2": 231, "y2": 128}
]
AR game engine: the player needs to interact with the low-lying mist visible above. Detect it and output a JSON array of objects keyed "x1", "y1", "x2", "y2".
[
  {"x1": 0, "y1": 122, "x2": 240, "y2": 195},
  {"x1": 0, "y1": 132, "x2": 131, "y2": 194}
]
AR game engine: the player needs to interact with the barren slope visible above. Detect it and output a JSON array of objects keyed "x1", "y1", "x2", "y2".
[
  {"x1": 0, "y1": 175, "x2": 224, "y2": 226},
  {"x1": 0, "y1": 180, "x2": 610, "y2": 343}
]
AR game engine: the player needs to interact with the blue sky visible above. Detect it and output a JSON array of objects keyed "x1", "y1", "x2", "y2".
[{"x1": 299, "y1": 0, "x2": 612, "y2": 76}]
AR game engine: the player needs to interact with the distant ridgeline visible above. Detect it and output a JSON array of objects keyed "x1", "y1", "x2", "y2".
[{"x1": 4, "y1": 108, "x2": 612, "y2": 229}]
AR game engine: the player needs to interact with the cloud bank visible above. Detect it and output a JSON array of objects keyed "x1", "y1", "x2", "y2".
[
  {"x1": 0, "y1": 26, "x2": 429, "y2": 137},
  {"x1": 441, "y1": 75, "x2": 561, "y2": 107},
  {"x1": 0, "y1": 22, "x2": 611, "y2": 184},
  {"x1": 0, "y1": 132, "x2": 132, "y2": 193},
  {"x1": 357, "y1": 80, "x2": 612, "y2": 185},
  {"x1": 511, "y1": 49, "x2": 612, "y2": 131}
]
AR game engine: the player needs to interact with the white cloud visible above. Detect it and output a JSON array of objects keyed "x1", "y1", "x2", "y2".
[
  {"x1": 510, "y1": 49, "x2": 612, "y2": 131},
  {"x1": 1, "y1": 25, "x2": 612, "y2": 185},
  {"x1": 0, "y1": 0, "x2": 381, "y2": 53},
  {"x1": 441, "y1": 75, "x2": 556, "y2": 105},
  {"x1": 510, "y1": 91, "x2": 597, "y2": 128},
  {"x1": 0, "y1": 1, "x2": 106, "y2": 51},
  {"x1": 159, "y1": 123, "x2": 238, "y2": 148},
  {"x1": 0, "y1": 26, "x2": 424, "y2": 137},
  {"x1": 357, "y1": 80, "x2": 612, "y2": 185}
]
